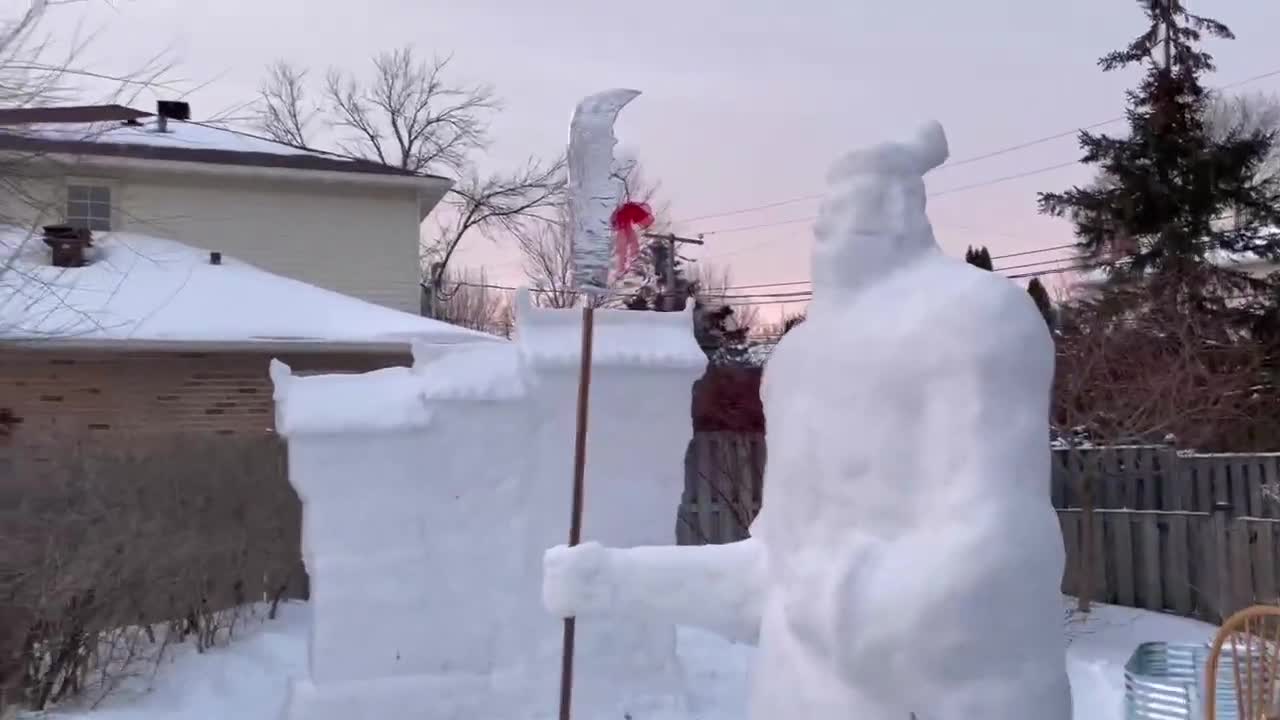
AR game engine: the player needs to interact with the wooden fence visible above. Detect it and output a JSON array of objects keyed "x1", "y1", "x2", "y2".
[
  {"x1": 677, "y1": 436, "x2": 1280, "y2": 622},
  {"x1": 677, "y1": 432, "x2": 764, "y2": 545}
]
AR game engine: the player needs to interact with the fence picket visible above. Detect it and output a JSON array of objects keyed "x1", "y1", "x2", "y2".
[
  {"x1": 1165, "y1": 513, "x2": 1193, "y2": 616},
  {"x1": 1134, "y1": 514, "x2": 1163, "y2": 611},
  {"x1": 1111, "y1": 512, "x2": 1135, "y2": 607},
  {"x1": 1229, "y1": 518, "x2": 1255, "y2": 614},
  {"x1": 1250, "y1": 520, "x2": 1276, "y2": 604},
  {"x1": 1265, "y1": 458, "x2": 1280, "y2": 519},
  {"x1": 1059, "y1": 511, "x2": 1079, "y2": 597},
  {"x1": 1091, "y1": 509, "x2": 1108, "y2": 603}
]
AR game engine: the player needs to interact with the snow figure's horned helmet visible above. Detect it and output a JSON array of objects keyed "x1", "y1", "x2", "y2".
[{"x1": 814, "y1": 121, "x2": 950, "y2": 252}]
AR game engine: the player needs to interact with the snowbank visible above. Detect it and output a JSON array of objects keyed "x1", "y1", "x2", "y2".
[{"x1": 40, "y1": 600, "x2": 1216, "y2": 720}]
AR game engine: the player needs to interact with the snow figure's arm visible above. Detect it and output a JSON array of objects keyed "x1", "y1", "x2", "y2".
[{"x1": 543, "y1": 538, "x2": 768, "y2": 644}]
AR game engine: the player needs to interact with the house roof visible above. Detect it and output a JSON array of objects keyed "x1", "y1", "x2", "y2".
[
  {"x1": 0, "y1": 226, "x2": 500, "y2": 348},
  {"x1": 0, "y1": 104, "x2": 151, "y2": 125},
  {"x1": 0, "y1": 105, "x2": 448, "y2": 181}
]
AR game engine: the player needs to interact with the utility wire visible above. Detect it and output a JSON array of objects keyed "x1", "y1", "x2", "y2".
[
  {"x1": 673, "y1": 66, "x2": 1280, "y2": 227},
  {"x1": 695, "y1": 159, "x2": 1086, "y2": 260},
  {"x1": 467, "y1": 230, "x2": 1273, "y2": 304},
  {"x1": 706, "y1": 241, "x2": 1085, "y2": 288}
]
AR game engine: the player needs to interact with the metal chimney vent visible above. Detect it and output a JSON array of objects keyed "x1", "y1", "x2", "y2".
[{"x1": 155, "y1": 100, "x2": 190, "y2": 133}]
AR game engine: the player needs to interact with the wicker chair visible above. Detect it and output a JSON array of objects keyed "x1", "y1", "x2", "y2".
[{"x1": 1205, "y1": 605, "x2": 1280, "y2": 720}]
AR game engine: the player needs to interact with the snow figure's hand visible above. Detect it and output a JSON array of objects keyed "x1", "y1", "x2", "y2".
[{"x1": 542, "y1": 541, "x2": 615, "y2": 619}]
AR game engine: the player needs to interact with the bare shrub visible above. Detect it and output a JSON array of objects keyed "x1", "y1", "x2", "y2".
[{"x1": 0, "y1": 433, "x2": 304, "y2": 713}]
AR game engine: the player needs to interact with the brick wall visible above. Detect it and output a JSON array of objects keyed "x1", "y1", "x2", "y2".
[{"x1": 0, "y1": 347, "x2": 410, "y2": 439}]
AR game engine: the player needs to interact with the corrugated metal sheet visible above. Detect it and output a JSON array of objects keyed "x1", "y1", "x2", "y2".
[
  {"x1": 1124, "y1": 641, "x2": 1273, "y2": 720},
  {"x1": 1125, "y1": 642, "x2": 1204, "y2": 720}
]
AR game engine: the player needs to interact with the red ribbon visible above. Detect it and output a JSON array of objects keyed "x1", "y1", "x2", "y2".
[{"x1": 611, "y1": 201, "x2": 655, "y2": 275}]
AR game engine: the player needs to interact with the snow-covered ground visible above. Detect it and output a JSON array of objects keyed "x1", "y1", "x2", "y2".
[{"x1": 33, "y1": 598, "x2": 1213, "y2": 720}]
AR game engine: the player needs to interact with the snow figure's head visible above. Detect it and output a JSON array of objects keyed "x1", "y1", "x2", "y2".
[{"x1": 811, "y1": 121, "x2": 949, "y2": 297}]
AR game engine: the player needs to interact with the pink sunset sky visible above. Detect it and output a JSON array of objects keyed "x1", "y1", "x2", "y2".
[{"x1": 44, "y1": 0, "x2": 1280, "y2": 319}]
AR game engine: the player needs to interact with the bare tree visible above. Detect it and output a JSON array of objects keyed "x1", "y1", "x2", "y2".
[
  {"x1": 0, "y1": 0, "x2": 179, "y2": 337},
  {"x1": 257, "y1": 61, "x2": 310, "y2": 147},
  {"x1": 424, "y1": 154, "x2": 564, "y2": 294},
  {"x1": 425, "y1": 266, "x2": 511, "y2": 337},
  {"x1": 255, "y1": 47, "x2": 563, "y2": 308},
  {"x1": 515, "y1": 210, "x2": 576, "y2": 309},
  {"x1": 322, "y1": 50, "x2": 495, "y2": 176},
  {"x1": 687, "y1": 262, "x2": 761, "y2": 330},
  {"x1": 1055, "y1": 305, "x2": 1262, "y2": 451}
]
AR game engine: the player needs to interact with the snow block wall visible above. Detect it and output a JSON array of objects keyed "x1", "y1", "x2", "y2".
[{"x1": 270, "y1": 291, "x2": 707, "y2": 720}]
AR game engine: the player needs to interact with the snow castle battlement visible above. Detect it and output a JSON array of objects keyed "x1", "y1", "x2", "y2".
[{"x1": 270, "y1": 294, "x2": 706, "y2": 720}]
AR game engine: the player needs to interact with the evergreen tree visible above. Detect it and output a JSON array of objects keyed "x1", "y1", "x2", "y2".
[
  {"x1": 621, "y1": 238, "x2": 690, "y2": 311},
  {"x1": 623, "y1": 237, "x2": 752, "y2": 365},
  {"x1": 781, "y1": 313, "x2": 806, "y2": 335},
  {"x1": 693, "y1": 301, "x2": 751, "y2": 366},
  {"x1": 1037, "y1": 1, "x2": 1280, "y2": 326},
  {"x1": 1026, "y1": 277, "x2": 1056, "y2": 330},
  {"x1": 965, "y1": 245, "x2": 994, "y2": 271}
]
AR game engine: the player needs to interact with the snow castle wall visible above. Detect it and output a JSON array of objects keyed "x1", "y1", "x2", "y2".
[{"x1": 270, "y1": 291, "x2": 707, "y2": 720}]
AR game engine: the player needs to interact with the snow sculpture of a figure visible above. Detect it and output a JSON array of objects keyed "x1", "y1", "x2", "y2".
[{"x1": 542, "y1": 121, "x2": 1072, "y2": 720}]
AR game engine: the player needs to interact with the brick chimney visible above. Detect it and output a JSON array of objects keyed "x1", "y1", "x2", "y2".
[{"x1": 42, "y1": 224, "x2": 93, "y2": 267}]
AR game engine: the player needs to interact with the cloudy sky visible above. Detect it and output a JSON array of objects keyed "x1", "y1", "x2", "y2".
[{"x1": 41, "y1": 0, "x2": 1280, "y2": 314}]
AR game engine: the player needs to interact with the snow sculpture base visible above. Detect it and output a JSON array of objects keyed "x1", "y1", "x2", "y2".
[
  {"x1": 283, "y1": 675, "x2": 492, "y2": 720},
  {"x1": 272, "y1": 293, "x2": 706, "y2": 720}
]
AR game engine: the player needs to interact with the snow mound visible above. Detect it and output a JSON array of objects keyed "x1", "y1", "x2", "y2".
[{"x1": 38, "y1": 600, "x2": 1214, "y2": 720}]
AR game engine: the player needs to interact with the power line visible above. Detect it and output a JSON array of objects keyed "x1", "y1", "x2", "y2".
[
  {"x1": 993, "y1": 242, "x2": 1079, "y2": 260},
  {"x1": 673, "y1": 66, "x2": 1280, "y2": 228},
  {"x1": 470, "y1": 233, "x2": 1273, "y2": 305},
  {"x1": 708, "y1": 243, "x2": 1080, "y2": 293},
  {"x1": 696, "y1": 159, "x2": 1085, "y2": 254},
  {"x1": 929, "y1": 161, "x2": 1081, "y2": 197},
  {"x1": 710, "y1": 254, "x2": 1081, "y2": 295}
]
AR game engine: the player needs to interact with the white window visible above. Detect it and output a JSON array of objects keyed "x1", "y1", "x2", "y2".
[{"x1": 66, "y1": 184, "x2": 112, "y2": 231}]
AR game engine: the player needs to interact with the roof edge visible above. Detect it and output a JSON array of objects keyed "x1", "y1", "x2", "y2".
[{"x1": 5, "y1": 149, "x2": 452, "y2": 194}]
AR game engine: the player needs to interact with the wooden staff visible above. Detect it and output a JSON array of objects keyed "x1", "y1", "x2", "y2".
[{"x1": 558, "y1": 303, "x2": 595, "y2": 720}]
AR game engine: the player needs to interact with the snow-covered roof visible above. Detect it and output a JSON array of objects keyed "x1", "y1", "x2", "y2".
[
  {"x1": 0, "y1": 226, "x2": 498, "y2": 348},
  {"x1": 0, "y1": 107, "x2": 446, "y2": 181}
]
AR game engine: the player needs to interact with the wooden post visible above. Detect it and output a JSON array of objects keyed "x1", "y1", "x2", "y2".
[
  {"x1": 558, "y1": 304, "x2": 596, "y2": 720},
  {"x1": 1076, "y1": 456, "x2": 1095, "y2": 614},
  {"x1": 1211, "y1": 500, "x2": 1234, "y2": 622}
]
